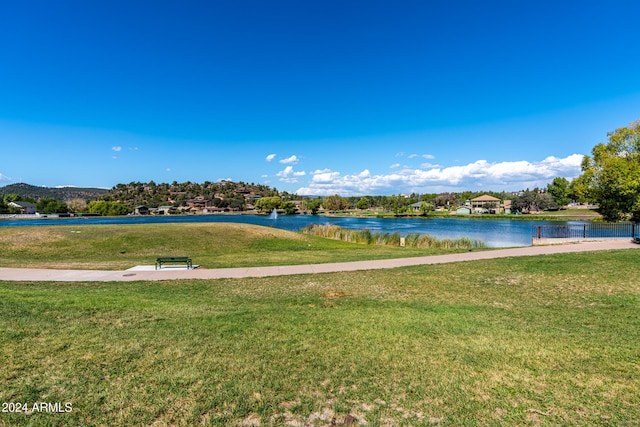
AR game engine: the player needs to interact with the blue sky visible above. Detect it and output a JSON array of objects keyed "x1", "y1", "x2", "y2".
[{"x1": 1, "y1": 0, "x2": 639, "y2": 196}]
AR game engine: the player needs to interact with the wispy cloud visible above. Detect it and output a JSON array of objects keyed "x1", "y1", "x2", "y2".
[
  {"x1": 112, "y1": 146, "x2": 122, "y2": 152},
  {"x1": 280, "y1": 155, "x2": 299, "y2": 164},
  {"x1": 408, "y1": 153, "x2": 435, "y2": 160},
  {"x1": 0, "y1": 172, "x2": 12, "y2": 182},
  {"x1": 265, "y1": 153, "x2": 276, "y2": 162},
  {"x1": 296, "y1": 154, "x2": 584, "y2": 196},
  {"x1": 276, "y1": 166, "x2": 306, "y2": 183}
]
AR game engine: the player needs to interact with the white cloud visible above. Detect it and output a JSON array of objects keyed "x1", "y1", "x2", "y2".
[
  {"x1": 265, "y1": 153, "x2": 276, "y2": 162},
  {"x1": 420, "y1": 162, "x2": 438, "y2": 169},
  {"x1": 390, "y1": 163, "x2": 401, "y2": 169},
  {"x1": 408, "y1": 153, "x2": 435, "y2": 160},
  {"x1": 277, "y1": 166, "x2": 306, "y2": 184},
  {"x1": 280, "y1": 155, "x2": 299, "y2": 164},
  {"x1": 295, "y1": 154, "x2": 584, "y2": 196},
  {"x1": 112, "y1": 146, "x2": 122, "y2": 152}
]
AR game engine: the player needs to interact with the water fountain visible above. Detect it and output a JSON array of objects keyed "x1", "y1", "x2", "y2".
[{"x1": 268, "y1": 208, "x2": 278, "y2": 220}]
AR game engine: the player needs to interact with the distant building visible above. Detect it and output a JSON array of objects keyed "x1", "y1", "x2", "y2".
[
  {"x1": 134, "y1": 206, "x2": 150, "y2": 215},
  {"x1": 470, "y1": 195, "x2": 501, "y2": 213},
  {"x1": 8, "y1": 201, "x2": 36, "y2": 214},
  {"x1": 470, "y1": 195, "x2": 511, "y2": 214},
  {"x1": 155, "y1": 206, "x2": 177, "y2": 215}
]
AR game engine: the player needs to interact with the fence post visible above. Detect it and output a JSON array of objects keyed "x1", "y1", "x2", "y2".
[
  {"x1": 583, "y1": 224, "x2": 586, "y2": 239},
  {"x1": 537, "y1": 225, "x2": 541, "y2": 239}
]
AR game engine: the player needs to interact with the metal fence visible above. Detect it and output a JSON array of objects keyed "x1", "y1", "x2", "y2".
[{"x1": 532, "y1": 222, "x2": 639, "y2": 242}]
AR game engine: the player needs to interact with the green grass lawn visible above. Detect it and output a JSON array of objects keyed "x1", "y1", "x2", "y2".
[
  {"x1": 0, "y1": 223, "x2": 484, "y2": 270},
  {"x1": 1, "y1": 249, "x2": 639, "y2": 426}
]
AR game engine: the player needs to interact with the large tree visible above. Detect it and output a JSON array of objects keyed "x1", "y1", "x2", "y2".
[
  {"x1": 324, "y1": 194, "x2": 347, "y2": 212},
  {"x1": 580, "y1": 120, "x2": 640, "y2": 222},
  {"x1": 510, "y1": 189, "x2": 555, "y2": 213},
  {"x1": 547, "y1": 177, "x2": 571, "y2": 208},
  {"x1": 254, "y1": 196, "x2": 282, "y2": 212}
]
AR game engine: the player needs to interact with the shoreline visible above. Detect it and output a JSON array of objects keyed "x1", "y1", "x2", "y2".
[{"x1": 0, "y1": 210, "x2": 603, "y2": 223}]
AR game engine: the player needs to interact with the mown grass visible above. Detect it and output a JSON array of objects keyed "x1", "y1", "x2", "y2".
[
  {"x1": 0, "y1": 223, "x2": 484, "y2": 270},
  {"x1": 1, "y1": 250, "x2": 639, "y2": 426}
]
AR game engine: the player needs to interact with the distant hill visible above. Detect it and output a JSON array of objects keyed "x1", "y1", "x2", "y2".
[{"x1": 0, "y1": 183, "x2": 108, "y2": 201}]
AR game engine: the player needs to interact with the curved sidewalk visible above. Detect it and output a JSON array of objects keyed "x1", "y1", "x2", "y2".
[{"x1": 0, "y1": 240, "x2": 637, "y2": 282}]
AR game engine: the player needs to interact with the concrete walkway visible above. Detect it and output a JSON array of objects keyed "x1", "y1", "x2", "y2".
[{"x1": 0, "y1": 240, "x2": 637, "y2": 282}]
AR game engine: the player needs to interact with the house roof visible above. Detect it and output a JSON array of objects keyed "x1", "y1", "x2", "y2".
[
  {"x1": 9, "y1": 201, "x2": 36, "y2": 208},
  {"x1": 471, "y1": 195, "x2": 501, "y2": 202}
]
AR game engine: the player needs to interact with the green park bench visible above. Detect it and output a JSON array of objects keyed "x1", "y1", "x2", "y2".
[{"x1": 155, "y1": 256, "x2": 193, "y2": 270}]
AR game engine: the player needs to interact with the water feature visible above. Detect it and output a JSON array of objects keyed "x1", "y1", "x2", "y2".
[
  {"x1": 0, "y1": 213, "x2": 577, "y2": 247},
  {"x1": 268, "y1": 208, "x2": 278, "y2": 220}
]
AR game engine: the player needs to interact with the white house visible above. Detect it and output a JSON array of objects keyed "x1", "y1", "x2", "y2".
[{"x1": 8, "y1": 201, "x2": 37, "y2": 214}]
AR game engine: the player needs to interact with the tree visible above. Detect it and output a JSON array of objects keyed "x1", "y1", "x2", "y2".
[
  {"x1": 254, "y1": 196, "x2": 282, "y2": 212},
  {"x1": 3, "y1": 193, "x2": 20, "y2": 203},
  {"x1": 324, "y1": 194, "x2": 347, "y2": 212},
  {"x1": 580, "y1": 120, "x2": 640, "y2": 221},
  {"x1": 356, "y1": 197, "x2": 370, "y2": 210},
  {"x1": 36, "y1": 198, "x2": 69, "y2": 214},
  {"x1": 306, "y1": 198, "x2": 321, "y2": 215},
  {"x1": 282, "y1": 201, "x2": 297, "y2": 215},
  {"x1": 86, "y1": 200, "x2": 131, "y2": 216},
  {"x1": 547, "y1": 177, "x2": 571, "y2": 208},
  {"x1": 66, "y1": 198, "x2": 87, "y2": 213},
  {"x1": 419, "y1": 201, "x2": 433, "y2": 216},
  {"x1": 568, "y1": 176, "x2": 590, "y2": 204},
  {"x1": 511, "y1": 189, "x2": 555, "y2": 213}
]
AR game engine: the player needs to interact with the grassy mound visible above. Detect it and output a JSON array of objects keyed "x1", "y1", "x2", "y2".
[{"x1": 0, "y1": 223, "x2": 480, "y2": 270}]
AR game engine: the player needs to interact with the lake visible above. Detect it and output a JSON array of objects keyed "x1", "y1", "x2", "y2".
[{"x1": 0, "y1": 214, "x2": 578, "y2": 247}]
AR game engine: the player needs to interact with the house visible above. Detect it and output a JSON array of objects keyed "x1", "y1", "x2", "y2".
[
  {"x1": 187, "y1": 196, "x2": 212, "y2": 209},
  {"x1": 8, "y1": 201, "x2": 37, "y2": 214},
  {"x1": 134, "y1": 206, "x2": 150, "y2": 215},
  {"x1": 503, "y1": 199, "x2": 512, "y2": 214},
  {"x1": 155, "y1": 206, "x2": 177, "y2": 215},
  {"x1": 470, "y1": 195, "x2": 502, "y2": 213},
  {"x1": 469, "y1": 195, "x2": 513, "y2": 214}
]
